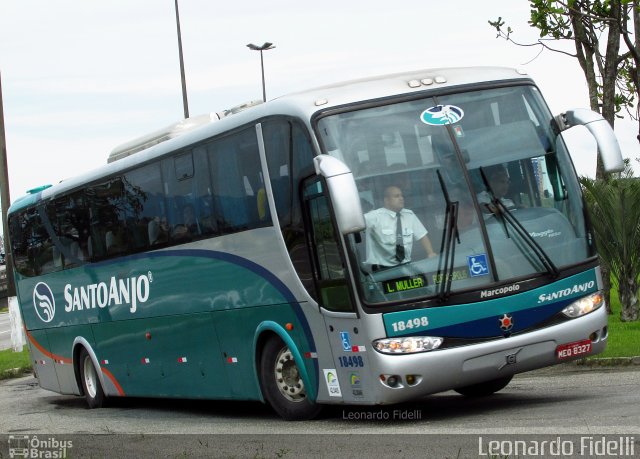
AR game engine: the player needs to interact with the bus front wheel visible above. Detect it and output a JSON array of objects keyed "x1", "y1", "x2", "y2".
[
  {"x1": 79, "y1": 348, "x2": 106, "y2": 409},
  {"x1": 454, "y1": 375, "x2": 513, "y2": 397},
  {"x1": 259, "y1": 336, "x2": 321, "y2": 421}
]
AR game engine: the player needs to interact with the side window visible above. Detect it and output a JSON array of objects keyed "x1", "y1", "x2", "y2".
[
  {"x1": 193, "y1": 146, "x2": 218, "y2": 237},
  {"x1": 88, "y1": 178, "x2": 126, "y2": 259},
  {"x1": 46, "y1": 191, "x2": 91, "y2": 268},
  {"x1": 263, "y1": 119, "x2": 317, "y2": 298},
  {"x1": 263, "y1": 120, "x2": 291, "y2": 225},
  {"x1": 207, "y1": 128, "x2": 271, "y2": 234},
  {"x1": 9, "y1": 208, "x2": 53, "y2": 277},
  {"x1": 123, "y1": 163, "x2": 166, "y2": 248},
  {"x1": 304, "y1": 179, "x2": 354, "y2": 313},
  {"x1": 291, "y1": 123, "x2": 316, "y2": 221},
  {"x1": 263, "y1": 119, "x2": 316, "y2": 227},
  {"x1": 163, "y1": 151, "x2": 201, "y2": 242}
]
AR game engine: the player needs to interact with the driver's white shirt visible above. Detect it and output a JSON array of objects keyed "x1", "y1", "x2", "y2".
[{"x1": 364, "y1": 207, "x2": 428, "y2": 267}]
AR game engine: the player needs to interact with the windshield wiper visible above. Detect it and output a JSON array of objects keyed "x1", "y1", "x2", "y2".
[
  {"x1": 479, "y1": 167, "x2": 559, "y2": 278},
  {"x1": 435, "y1": 171, "x2": 460, "y2": 301}
]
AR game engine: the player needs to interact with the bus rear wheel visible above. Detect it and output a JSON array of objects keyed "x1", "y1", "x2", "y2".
[
  {"x1": 79, "y1": 348, "x2": 106, "y2": 409},
  {"x1": 454, "y1": 375, "x2": 513, "y2": 397},
  {"x1": 259, "y1": 336, "x2": 321, "y2": 421}
]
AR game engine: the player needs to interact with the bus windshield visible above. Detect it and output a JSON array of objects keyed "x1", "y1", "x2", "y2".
[{"x1": 317, "y1": 85, "x2": 592, "y2": 305}]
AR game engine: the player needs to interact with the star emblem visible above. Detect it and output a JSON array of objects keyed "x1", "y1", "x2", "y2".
[{"x1": 499, "y1": 313, "x2": 514, "y2": 332}]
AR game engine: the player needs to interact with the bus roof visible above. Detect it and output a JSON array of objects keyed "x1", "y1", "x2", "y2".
[{"x1": 9, "y1": 66, "x2": 532, "y2": 214}]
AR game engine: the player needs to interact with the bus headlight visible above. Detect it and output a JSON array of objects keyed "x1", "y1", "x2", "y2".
[
  {"x1": 373, "y1": 336, "x2": 443, "y2": 354},
  {"x1": 561, "y1": 292, "x2": 604, "y2": 318}
]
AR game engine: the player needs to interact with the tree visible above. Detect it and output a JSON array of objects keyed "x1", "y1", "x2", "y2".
[
  {"x1": 490, "y1": 0, "x2": 640, "y2": 177},
  {"x1": 489, "y1": 1, "x2": 640, "y2": 312},
  {"x1": 580, "y1": 172, "x2": 640, "y2": 321}
]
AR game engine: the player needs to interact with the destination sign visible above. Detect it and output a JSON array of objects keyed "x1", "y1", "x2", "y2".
[
  {"x1": 381, "y1": 267, "x2": 470, "y2": 295},
  {"x1": 430, "y1": 267, "x2": 469, "y2": 285},
  {"x1": 383, "y1": 275, "x2": 427, "y2": 294}
]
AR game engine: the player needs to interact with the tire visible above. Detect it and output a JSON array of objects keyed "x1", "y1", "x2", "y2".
[
  {"x1": 259, "y1": 336, "x2": 321, "y2": 421},
  {"x1": 79, "y1": 348, "x2": 106, "y2": 409},
  {"x1": 454, "y1": 375, "x2": 513, "y2": 397}
]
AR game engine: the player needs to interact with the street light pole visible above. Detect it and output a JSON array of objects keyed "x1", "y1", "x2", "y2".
[
  {"x1": 174, "y1": 0, "x2": 189, "y2": 119},
  {"x1": 246, "y1": 42, "x2": 275, "y2": 102},
  {"x1": 0, "y1": 72, "x2": 15, "y2": 296}
]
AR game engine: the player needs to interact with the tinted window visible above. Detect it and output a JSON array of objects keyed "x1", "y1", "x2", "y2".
[
  {"x1": 9, "y1": 208, "x2": 54, "y2": 276},
  {"x1": 9, "y1": 125, "x2": 274, "y2": 276},
  {"x1": 46, "y1": 191, "x2": 91, "y2": 268},
  {"x1": 207, "y1": 128, "x2": 270, "y2": 233}
]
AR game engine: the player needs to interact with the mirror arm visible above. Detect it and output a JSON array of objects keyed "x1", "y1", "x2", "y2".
[
  {"x1": 313, "y1": 155, "x2": 366, "y2": 235},
  {"x1": 555, "y1": 109, "x2": 624, "y2": 173}
]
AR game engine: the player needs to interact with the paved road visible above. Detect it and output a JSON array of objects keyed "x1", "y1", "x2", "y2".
[{"x1": 0, "y1": 366, "x2": 638, "y2": 457}]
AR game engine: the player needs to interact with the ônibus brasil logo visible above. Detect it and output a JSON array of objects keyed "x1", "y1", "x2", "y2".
[{"x1": 33, "y1": 282, "x2": 56, "y2": 323}]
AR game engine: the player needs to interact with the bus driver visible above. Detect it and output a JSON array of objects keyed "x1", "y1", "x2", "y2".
[{"x1": 364, "y1": 186, "x2": 437, "y2": 270}]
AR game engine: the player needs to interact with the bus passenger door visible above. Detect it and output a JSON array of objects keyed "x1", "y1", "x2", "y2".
[{"x1": 303, "y1": 179, "x2": 371, "y2": 403}]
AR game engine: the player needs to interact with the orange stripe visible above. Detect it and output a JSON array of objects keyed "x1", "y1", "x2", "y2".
[
  {"x1": 25, "y1": 328, "x2": 72, "y2": 364},
  {"x1": 25, "y1": 326, "x2": 122, "y2": 395},
  {"x1": 101, "y1": 367, "x2": 125, "y2": 396}
]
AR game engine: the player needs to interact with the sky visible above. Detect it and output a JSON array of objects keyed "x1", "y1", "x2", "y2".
[{"x1": 1, "y1": 0, "x2": 639, "y2": 209}]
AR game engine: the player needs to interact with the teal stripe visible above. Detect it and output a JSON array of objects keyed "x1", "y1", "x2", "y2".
[{"x1": 383, "y1": 269, "x2": 598, "y2": 337}]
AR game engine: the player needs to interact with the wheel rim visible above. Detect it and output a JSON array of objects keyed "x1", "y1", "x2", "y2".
[
  {"x1": 83, "y1": 355, "x2": 98, "y2": 399},
  {"x1": 273, "y1": 346, "x2": 306, "y2": 402}
]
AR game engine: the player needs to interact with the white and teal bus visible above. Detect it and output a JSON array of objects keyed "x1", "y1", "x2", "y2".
[{"x1": 8, "y1": 67, "x2": 623, "y2": 420}]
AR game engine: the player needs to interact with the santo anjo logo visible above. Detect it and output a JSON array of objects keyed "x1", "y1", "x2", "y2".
[
  {"x1": 420, "y1": 104, "x2": 464, "y2": 125},
  {"x1": 33, "y1": 282, "x2": 56, "y2": 323}
]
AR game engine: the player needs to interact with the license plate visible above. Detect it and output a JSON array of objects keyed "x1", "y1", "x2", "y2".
[{"x1": 556, "y1": 339, "x2": 592, "y2": 360}]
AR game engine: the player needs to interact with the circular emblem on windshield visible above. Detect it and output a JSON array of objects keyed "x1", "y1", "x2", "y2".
[
  {"x1": 420, "y1": 104, "x2": 464, "y2": 125},
  {"x1": 33, "y1": 282, "x2": 56, "y2": 323}
]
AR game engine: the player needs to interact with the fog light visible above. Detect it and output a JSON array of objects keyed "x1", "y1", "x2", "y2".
[
  {"x1": 406, "y1": 375, "x2": 416, "y2": 385},
  {"x1": 386, "y1": 375, "x2": 399, "y2": 387}
]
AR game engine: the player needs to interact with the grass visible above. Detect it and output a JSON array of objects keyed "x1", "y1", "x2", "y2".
[
  {"x1": 594, "y1": 287, "x2": 640, "y2": 359},
  {"x1": 0, "y1": 348, "x2": 31, "y2": 380}
]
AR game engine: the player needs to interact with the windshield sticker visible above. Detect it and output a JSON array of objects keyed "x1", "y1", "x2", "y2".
[
  {"x1": 323, "y1": 369, "x2": 342, "y2": 397},
  {"x1": 453, "y1": 125, "x2": 465, "y2": 137},
  {"x1": 420, "y1": 105, "x2": 464, "y2": 125},
  {"x1": 468, "y1": 254, "x2": 489, "y2": 277}
]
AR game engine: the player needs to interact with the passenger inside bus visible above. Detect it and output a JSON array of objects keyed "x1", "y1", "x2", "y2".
[
  {"x1": 477, "y1": 165, "x2": 516, "y2": 213},
  {"x1": 172, "y1": 204, "x2": 200, "y2": 240},
  {"x1": 105, "y1": 228, "x2": 127, "y2": 255},
  {"x1": 364, "y1": 185, "x2": 437, "y2": 271},
  {"x1": 148, "y1": 217, "x2": 169, "y2": 245}
]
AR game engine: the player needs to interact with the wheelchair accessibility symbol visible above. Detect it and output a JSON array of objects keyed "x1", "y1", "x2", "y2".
[
  {"x1": 340, "y1": 332, "x2": 352, "y2": 352},
  {"x1": 467, "y1": 254, "x2": 489, "y2": 277}
]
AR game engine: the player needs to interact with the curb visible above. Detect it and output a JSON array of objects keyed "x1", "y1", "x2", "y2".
[
  {"x1": 0, "y1": 366, "x2": 32, "y2": 381},
  {"x1": 527, "y1": 357, "x2": 640, "y2": 375},
  {"x1": 576, "y1": 356, "x2": 640, "y2": 367}
]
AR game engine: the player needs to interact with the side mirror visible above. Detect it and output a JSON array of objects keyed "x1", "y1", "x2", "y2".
[
  {"x1": 555, "y1": 109, "x2": 624, "y2": 172},
  {"x1": 313, "y1": 155, "x2": 366, "y2": 235}
]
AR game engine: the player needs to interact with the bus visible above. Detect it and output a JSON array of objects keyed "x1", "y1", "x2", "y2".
[{"x1": 7, "y1": 67, "x2": 623, "y2": 420}]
